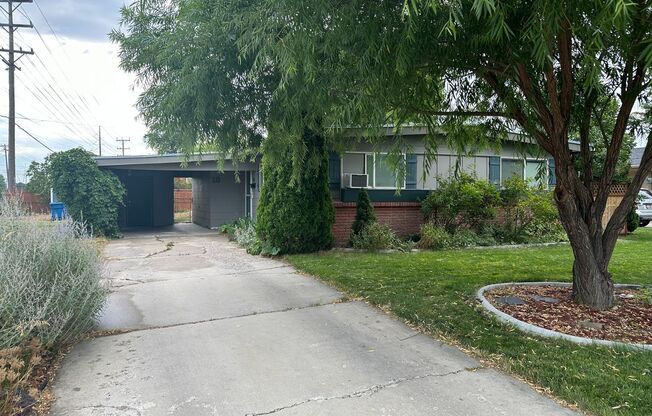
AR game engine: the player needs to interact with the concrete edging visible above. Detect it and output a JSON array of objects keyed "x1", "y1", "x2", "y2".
[{"x1": 476, "y1": 282, "x2": 652, "y2": 351}]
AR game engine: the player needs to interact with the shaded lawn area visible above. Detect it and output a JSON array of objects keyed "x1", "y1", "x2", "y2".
[{"x1": 287, "y1": 228, "x2": 652, "y2": 416}]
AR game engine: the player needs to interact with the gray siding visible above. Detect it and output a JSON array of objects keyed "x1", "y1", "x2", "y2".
[
  {"x1": 343, "y1": 137, "x2": 551, "y2": 191},
  {"x1": 192, "y1": 172, "x2": 247, "y2": 228}
]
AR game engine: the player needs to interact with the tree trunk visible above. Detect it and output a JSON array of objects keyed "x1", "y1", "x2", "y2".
[
  {"x1": 556, "y1": 191, "x2": 616, "y2": 310},
  {"x1": 571, "y1": 259, "x2": 615, "y2": 310}
]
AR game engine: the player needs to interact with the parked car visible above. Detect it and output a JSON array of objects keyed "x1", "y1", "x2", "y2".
[{"x1": 636, "y1": 189, "x2": 652, "y2": 227}]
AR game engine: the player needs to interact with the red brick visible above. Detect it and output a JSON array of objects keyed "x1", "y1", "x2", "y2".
[{"x1": 332, "y1": 201, "x2": 423, "y2": 246}]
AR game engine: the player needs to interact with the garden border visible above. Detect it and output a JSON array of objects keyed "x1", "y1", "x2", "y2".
[{"x1": 476, "y1": 282, "x2": 652, "y2": 351}]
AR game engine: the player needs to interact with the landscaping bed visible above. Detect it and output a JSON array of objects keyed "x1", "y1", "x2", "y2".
[{"x1": 484, "y1": 285, "x2": 652, "y2": 344}]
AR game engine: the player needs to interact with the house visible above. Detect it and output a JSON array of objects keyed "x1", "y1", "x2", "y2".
[
  {"x1": 630, "y1": 147, "x2": 652, "y2": 192},
  {"x1": 96, "y1": 127, "x2": 578, "y2": 242},
  {"x1": 328, "y1": 127, "x2": 579, "y2": 243}
]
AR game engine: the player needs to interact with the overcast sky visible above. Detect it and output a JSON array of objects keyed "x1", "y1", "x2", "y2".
[{"x1": 0, "y1": 0, "x2": 150, "y2": 183}]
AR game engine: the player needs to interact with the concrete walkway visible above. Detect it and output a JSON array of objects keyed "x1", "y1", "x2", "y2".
[{"x1": 50, "y1": 224, "x2": 576, "y2": 416}]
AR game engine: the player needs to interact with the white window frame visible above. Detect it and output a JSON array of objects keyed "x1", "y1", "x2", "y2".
[
  {"x1": 499, "y1": 157, "x2": 550, "y2": 187},
  {"x1": 341, "y1": 151, "x2": 407, "y2": 190}
]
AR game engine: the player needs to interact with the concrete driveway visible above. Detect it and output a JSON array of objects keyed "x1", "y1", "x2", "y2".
[{"x1": 50, "y1": 224, "x2": 576, "y2": 416}]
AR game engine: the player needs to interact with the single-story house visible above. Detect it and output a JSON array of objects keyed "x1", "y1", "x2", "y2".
[
  {"x1": 96, "y1": 127, "x2": 580, "y2": 242},
  {"x1": 630, "y1": 147, "x2": 652, "y2": 192}
]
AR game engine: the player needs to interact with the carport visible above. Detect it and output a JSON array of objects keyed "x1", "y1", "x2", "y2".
[{"x1": 96, "y1": 154, "x2": 261, "y2": 230}]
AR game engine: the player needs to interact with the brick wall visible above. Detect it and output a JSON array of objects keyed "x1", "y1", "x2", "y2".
[
  {"x1": 332, "y1": 201, "x2": 423, "y2": 246},
  {"x1": 174, "y1": 189, "x2": 192, "y2": 212}
]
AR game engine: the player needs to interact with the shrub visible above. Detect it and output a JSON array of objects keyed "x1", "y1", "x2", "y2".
[
  {"x1": 452, "y1": 228, "x2": 498, "y2": 247},
  {"x1": 421, "y1": 174, "x2": 500, "y2": 233},
  {"x1": 256, "y1": 129, "x2": 335, "y2": 254},
  {"x1": 226, "y1": 218, "x2": 280, "y2": 256},
  {"x1": 417, "y1": 224, "x2": 451, "y2": 249},
  {"x1": 499, "y1": 177, "x2": 561, "y2": 243},
  {"x1": 48, "y1": 148, "x2": 125, "y2": 238},
  {"x1": 627, "y1": 208, "x2": 640, "y2": 233},
  {"x1": 218, "y1": 221, "x2": 237, "y2": 238},
  {"x1": 351, "y1": 222, "x2": 400, "y2": 251},
  {"x1": 350, "y1": 189, "x2": 376, "y2": 244},
  {"x1": 0, "y1": 201, "x2": 107, "y2": 349}
]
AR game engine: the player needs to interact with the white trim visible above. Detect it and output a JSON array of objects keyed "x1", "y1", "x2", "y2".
[{"x1": 341, "y1": 151, "x2": 407, "y2": 190}]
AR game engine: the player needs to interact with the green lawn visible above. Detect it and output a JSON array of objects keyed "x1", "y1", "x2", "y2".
[{"x1": 288, "y1": 228, "x2": 652, "y2": 416}]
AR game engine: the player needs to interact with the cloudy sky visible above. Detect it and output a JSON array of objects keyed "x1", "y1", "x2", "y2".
[{"x1": 0, "y1": 0, "x2": 150, "y2": 183}]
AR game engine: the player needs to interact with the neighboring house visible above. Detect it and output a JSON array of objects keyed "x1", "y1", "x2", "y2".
[
  {"x1": 629, "y1": 147, "x2": 652, "y2": 192},
  {"x1": 96, "y1": 127, "x2": 578, "y2": 242}
]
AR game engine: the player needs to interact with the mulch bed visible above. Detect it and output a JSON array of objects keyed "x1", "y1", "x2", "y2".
[{"x1": 485, "y1": 285, "x2": 652, "y2": 344}]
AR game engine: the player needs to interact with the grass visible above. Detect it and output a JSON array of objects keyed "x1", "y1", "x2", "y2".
[{"x1": 287, "y1": 228, "x2": 652, "y2": 416}]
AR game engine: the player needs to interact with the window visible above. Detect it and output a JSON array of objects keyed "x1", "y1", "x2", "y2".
[
  {"x1": 342, "y1": 152, "x2": 405, "y2": 189},
  {"x1": 374, "y1": 154, "x2": 397, "y2": 188},
  {"x1": 526, "y1": 160, "x2": 546, "y2": 187},
  {"x1": 342, "y1": 153, "x2": 365, "y2": 175},
  {"x1": 501, "y1": 159, "x2": 524, "y2": 184}
]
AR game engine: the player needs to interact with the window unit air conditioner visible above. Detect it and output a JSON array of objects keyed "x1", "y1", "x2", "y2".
[{"x1": 349, "y1": 173, "x2": 368, "y2": 188}]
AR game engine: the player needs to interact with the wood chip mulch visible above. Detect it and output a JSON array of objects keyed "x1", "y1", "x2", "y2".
[{"x1": 485, "y1": 285, "x2": 652, "y2": 344}]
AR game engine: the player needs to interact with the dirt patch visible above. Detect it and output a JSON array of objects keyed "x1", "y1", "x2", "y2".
[{"x1": 485, "y1": 285, "x2": 652, "y2": 344}]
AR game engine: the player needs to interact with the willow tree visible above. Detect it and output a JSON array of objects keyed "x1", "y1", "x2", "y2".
[
  {"x1": 114, "y1": 0, "x2": 652, "y2": 309},
  {"x1": 236, "y1": 0, "x2": 652, "y2": 309}
]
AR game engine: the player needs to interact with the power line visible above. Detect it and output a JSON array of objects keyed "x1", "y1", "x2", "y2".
[{"x1": 15, "y1": 122, "x2": 54, "y2": 152}]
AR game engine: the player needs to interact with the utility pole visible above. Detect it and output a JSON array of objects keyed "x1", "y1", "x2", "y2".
[
  {"x1": 98, "y1": 125, "x2": 102, "y2": 156},
  {"x1": 0, "y1": 0, "x2": 33, "y2": 192},
  {"x1": 116, "y1": 137, "x2": 130, "y2": 156}
]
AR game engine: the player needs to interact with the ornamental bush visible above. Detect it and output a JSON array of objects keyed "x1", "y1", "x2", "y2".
[
  {"x1": 350, "y1": 189, "x2": 376, "y2": 244},
  {"x1": 0, "y1": 200, "x2": 107, "y2": 349},
  {"x1": 627, "y1": 208, "x2": 640, "y2": 233},
  {"x1": 499, "y1": 177, "x2": 562, "y2": 243},
  {"x1": 48, "y1": 148, "x2": 125, "y2": 238},
  {"x1": 351, "y1": 222, "x2": 412, "y2": 251},
  {"x1": 256, "y1": 129, "x2": 335, "y2": 254},
  {"x1": 421, "y1": 174, "x2": 500, "y2": 233}
]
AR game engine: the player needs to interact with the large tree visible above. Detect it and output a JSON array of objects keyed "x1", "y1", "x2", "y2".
[{"x1": 114, "y1": 0, "x2": 652, "y2": 309}]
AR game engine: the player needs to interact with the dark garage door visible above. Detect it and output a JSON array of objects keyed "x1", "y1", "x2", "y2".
[{"x1": 126, "y1": 175, "x2": 154, "y2": 227}]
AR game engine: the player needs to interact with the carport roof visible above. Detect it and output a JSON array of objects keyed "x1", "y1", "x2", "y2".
[{"x1": 95, "y1": 153, "x2": 259, "y2": 171}]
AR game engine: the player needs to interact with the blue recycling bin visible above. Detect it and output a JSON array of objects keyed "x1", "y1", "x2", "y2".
[{"x1": 50, "y1": 202, "x2": 66, "y2": 221}]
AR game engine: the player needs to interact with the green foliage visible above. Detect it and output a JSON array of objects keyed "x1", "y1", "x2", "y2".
[
  {"x1": 499, "y1": 177, "x2": 561, "y2": 243},
  {"x1": 111, "y1": 0, "x2": 272, "y2": 161},
  {"x1": 418, "y1": 224, "x2": 499, "y2": 250},
  {"x1": 417, "y1": 224, "x2": 451, "y2": 250},
  {"x1": 223, "y1": 218, "x2": 280, "y2": 256},
  {"x1": 451, "y1": 228, "x2": 498, "y2": 248},
  {"x1": 627, "y1": 208, "x2": 640, "y2": 233},
  {"x1": 256, "y1": 129, "x2": 335, "y2": 254},
  {"x1": 0, "y1": 199, "x2": 107, "y2": 349},
  {"x1": 351, "y1": 222, "x2": 411, "y2": 252},
  {"x1": 421, "y1": 174, "x2": 500, "y2": 233},
  {"x1": 174, "y1": 177, "x2": 192, "y2": 189},
  {"x1": 634, "y1": 287, "x2": 652, "y2": 306},
  {"x1": 350, "y1": 189, "x2": 376, "y2": 244},
  {"x1": 0, "y1": 174, "x2": 6, "y2": 193},
  {"x1": 48, "y1": 148, "x2": 125, "y2": 238},
  {"x1": 25, "y1": 161, "x2": 50, "y2": 201}
]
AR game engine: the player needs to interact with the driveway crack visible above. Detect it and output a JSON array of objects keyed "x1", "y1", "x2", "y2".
[
  {"x1": 244, "y1": 367, "x2": 481, "y2": 415},
  {"x1": 77, "y1": 404, "x2": 142, "y2": 415}
]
